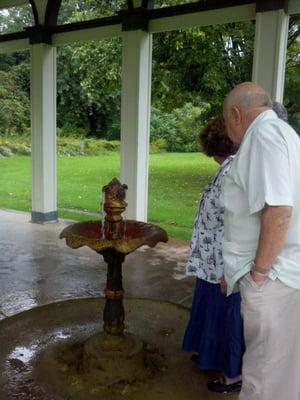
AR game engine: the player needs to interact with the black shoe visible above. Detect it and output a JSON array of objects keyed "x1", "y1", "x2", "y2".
[
  {"x1": 190, "y1": 353, "x2": 199, "y2": 364},
  {"x1": 207, "y1": 377, "x2": 242, "y2": 393}
]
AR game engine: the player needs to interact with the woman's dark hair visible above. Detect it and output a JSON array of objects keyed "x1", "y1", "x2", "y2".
[
  {"x1": 199, "y1": 116, "x2": 238, "y2": 157},
  {"x1": 272, "y1": 101, "x2": 288, "y2": 122}
]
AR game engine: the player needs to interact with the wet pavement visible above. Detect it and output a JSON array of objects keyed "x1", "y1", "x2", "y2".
[
  {"x1": 0, "y1": 209, "x2": 194, "y2": 320},
  {"x1": 0, "y1": 209, "x2": 239, "y2": 400}
]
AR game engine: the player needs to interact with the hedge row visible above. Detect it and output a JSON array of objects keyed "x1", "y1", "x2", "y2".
[{"x1": 0, "y1": 137, "x2": 167, "y2": 157}]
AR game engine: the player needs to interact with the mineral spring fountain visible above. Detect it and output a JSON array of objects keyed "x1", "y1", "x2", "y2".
[
  {"x1": 59, "y1": 178, "x2": 168, "y2": 384},
  {"x1": 0, "y1": 179, "x2": 208, "y2": 400}
]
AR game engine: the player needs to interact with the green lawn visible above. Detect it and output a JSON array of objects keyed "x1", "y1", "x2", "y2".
[{"x1": 0, "y1": 153, "x2": 218, "y2": 239}]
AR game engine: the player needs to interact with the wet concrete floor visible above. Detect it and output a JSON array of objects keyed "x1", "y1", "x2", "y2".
[
  {"x1": 0, "y1": 209, "x2": 193, "y2": 320},
  {"x1": 0, "y1": 209, "x2": 238, "y2": 400}
]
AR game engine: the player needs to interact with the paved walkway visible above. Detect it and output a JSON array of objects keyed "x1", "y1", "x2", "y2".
[
  {"x1": 0, "y1": 209, "x2": 240, "y2": 400},
  {"x1": 0, "y1": 209, "x2": 194, "y2": 319}
]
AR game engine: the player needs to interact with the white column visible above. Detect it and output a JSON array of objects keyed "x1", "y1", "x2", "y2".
[
  {"x1": 30, "y1": 44, "x2": 57, "y2": 223},
  {"x1": 252, "y1": 9, "x2": 289, "y2": 101},
  {"x1": 120, "y1": 30, "x2": 152, "y2": 222}
]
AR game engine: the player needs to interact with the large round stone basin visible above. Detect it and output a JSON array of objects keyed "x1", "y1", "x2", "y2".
[{"x1": 0, "y1": 298, "x2": 229, "y2": 400}]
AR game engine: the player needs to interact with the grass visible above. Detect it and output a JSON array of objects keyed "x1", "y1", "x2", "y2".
[{"x1": 0, "y1": 153, "x2": 218, "y2": 240}]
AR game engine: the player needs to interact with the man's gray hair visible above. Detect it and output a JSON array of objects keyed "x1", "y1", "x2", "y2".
[{"x1": 224, "y1": 82, "x2": 272, "y2": 111}]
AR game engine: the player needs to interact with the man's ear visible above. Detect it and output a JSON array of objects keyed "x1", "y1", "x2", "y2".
[{"x1": 232, "y1": 106, "x2": 242, "y2": 124}]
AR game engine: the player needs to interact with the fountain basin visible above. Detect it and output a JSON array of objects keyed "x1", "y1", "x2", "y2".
[
  {"x1": 0, "y1": 298, "x2": 208, "y2": 400},
  {"x1": 60, "y1": 220, "x2": 168, "y2": 254}
]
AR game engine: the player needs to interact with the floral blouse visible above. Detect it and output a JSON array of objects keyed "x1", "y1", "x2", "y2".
[{"x1": 186, "y1": 156, "x2": 234, "y2": 284}]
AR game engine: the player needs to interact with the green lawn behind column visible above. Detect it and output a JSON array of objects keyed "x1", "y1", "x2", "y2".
[
  {"x1": 148, "y1": 153, "x2": 217, "y2": 238},
  {"x1": 0, "y1": 153, "x2": 218, "y2": 240}
]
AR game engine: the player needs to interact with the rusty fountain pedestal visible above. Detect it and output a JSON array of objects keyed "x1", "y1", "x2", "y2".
[{"x1": 59, "y1": 179, "x2": 168, "y2": 385}]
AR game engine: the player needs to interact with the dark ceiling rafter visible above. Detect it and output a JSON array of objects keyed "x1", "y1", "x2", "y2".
[
  {"x1": 255, "y1": 0, "x2": 288, "y2": 13},
  {"x1": 142, "y1": 0, "x2": 155, "y2": 9},
  {"x1": 0, "y1": 30, "x2": 28, "y2": 43},
  {"x1": 148, "y1": 0, "x2": 254, "y2": 19},
  {"x1": 127, "y1": 0, "x2": 155, "y2": 9},
  {"x1": 53, "y1": 15, "x2": 122, "y2": 34},
  {"x1": 28, "y1": 0, "x2": 39, "y2": 25},
  {"x1": 25, "y1": 0, "x2": 62, "y2": 44},
  {"x1": 1, "y1": 0, "x2": 292, "y2": 42},
  {"x1": 45, "y1": 0, "x2": 63, "y2": 27}
]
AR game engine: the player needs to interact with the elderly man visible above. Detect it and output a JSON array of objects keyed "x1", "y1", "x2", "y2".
[{"x1": 221, "y1": 82, "x2": 300, "y2": 400}]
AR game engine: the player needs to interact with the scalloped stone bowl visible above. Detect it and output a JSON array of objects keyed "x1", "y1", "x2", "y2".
[{"x1": 59, "y1": 220, "x2": 168, "y2": 254}]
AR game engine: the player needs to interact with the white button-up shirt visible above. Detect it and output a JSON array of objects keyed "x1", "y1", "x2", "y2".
[{"x1": 221, "y1": 110, "x2": 300, "y2": 294}]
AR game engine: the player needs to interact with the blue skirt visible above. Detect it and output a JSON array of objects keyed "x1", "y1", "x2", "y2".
[{"x1": 182, "y1": 278, "x2": 245, "y2": 378}]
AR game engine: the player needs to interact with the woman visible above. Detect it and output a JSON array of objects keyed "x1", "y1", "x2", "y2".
[{"x1": 182, "y1": 116, "x2": 244, "y2": 393}]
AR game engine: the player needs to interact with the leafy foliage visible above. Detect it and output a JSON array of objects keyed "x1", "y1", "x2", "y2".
[
  {"x1": 58, "y1": 0, "x2": 127, "y2": 23},
  {"x1": 0, "y1": 136, "x2": 121, "y2": 157},
  {"x1": 152, "y1": 22, "x2": 254, "y2": 121},
  {"x1": 0, "y1": 4, "x2": 33, "y2": 34},
  {"x1": 0, "y1": 5, "x2": 299, "y2": 143},
  {"x1": 151, "y1": 103, "x2": 210, "y2": 152},
  {"x1": 0, "y1": 71, "x2": 30, "y2": 136},
  {"x1": 57, "y1": 38, "x2": 122, "y2": 138},
  {"x1": 284, "y1": 16, "x2": 300, "y2": 131}
]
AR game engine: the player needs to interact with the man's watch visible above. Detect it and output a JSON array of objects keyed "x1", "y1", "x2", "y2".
[{"x1": 251, "y1": 262, "x2": 271, "y2": 275}]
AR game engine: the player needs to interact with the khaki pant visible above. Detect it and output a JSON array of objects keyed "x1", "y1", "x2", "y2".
[{"x1": 239, "y1": 273, "x2": 300, "y2": 400}]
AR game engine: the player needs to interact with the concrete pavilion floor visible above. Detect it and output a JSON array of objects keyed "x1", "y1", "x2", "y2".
[
  {"x1": 0, "y1": 209, "x2": 194, "y2": 320},
  {"x1": 0, "y1": 209, "x2": 239, "y2": 400}
]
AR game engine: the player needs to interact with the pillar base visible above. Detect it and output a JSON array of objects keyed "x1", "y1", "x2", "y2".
[{"x1": 31, "y1": 211, "x2": 58, "y2": 224}]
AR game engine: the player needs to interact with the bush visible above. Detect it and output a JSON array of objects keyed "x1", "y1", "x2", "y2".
[
  {"x1": 105, "y1": 121, "x2": 121, "y2": 141},
  {"x1": 0, "y1": 137, "x2": 30, "y2": 156},
  {"x1": 57, "y1": 123, "x2": 87, "y2": 138},
  {"x1": 82, "y1": 139, "x2": 120, "y2": 155},
  {"x1": 0, "y1": 146, "x2": 12, "y2": 157},
  {"x1": 56, "y1": 138, "x2": 120, "y2": 156},
  {"x1": 150, "y1": 138, "x2": 167, "y2": 153},
  {"x1": 0, "y1": 71, "x2": 30, "y2": 137},
  {"x1": 0, "y1": 136, "x2": 121, "y2": 157},
  {"x1": 150, "y1": 102, "x2": 210, "y2": 152},
  {"x1": 57, "y1": 138, "x2": 85, "y2": 156}
]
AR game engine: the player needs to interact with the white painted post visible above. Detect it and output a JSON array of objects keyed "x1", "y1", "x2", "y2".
[
  {"x1": 120, "y1": 30, "x2": 152, "y2": 221},
  {"x1": 30, "y1": 43, "x2": 57, "y2": 223},
  {"x1": 252, "y1": 9, "x2": 289, "y2": 101}
]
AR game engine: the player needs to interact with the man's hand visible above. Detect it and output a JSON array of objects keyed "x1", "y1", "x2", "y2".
[
  {"x1": 250, "y1": 270, "x2": 268, "y2": 286},
  {"x1": 220, "y1": 275, "x2": 227, "y2": 295}
]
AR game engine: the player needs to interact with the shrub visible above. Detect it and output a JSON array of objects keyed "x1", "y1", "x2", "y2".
[
  {"x1": 57, "y1": 138, "x2": 85, "y2": 156},
  {"x1": 150, "y1": 102, "x2": 210, "y2": 152},
  {"x1": 0, "y1": 136, "x2": 122, "y2": 157},
  {"x1": 58, "y1": 123, "x2": 87, "y2": 138},
  {"x1": 82, "y1": 139, "x2": 120, "y2": 155},
  {"x1": 56, "y1": 138, "x2": 120, "y2": 156},
  {"x1": 105, "y1": 121, "x2": 120, "y2": 141},
  {"x1": 0, "y1": 71, "x2": 30, "y2": 137},
  {"x1": 0, "y1": 146, "x2": 13, "y2": 157},
  {"x1": 0, "y1": 137, "x2": 30, "y2": 156},
  {"x1": 150, "y1": 138, "x2": 167, "y2": 153}
]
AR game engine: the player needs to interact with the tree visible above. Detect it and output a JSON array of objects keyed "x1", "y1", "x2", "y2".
[
  {"x1": 284, "y1": 15, "x2": 300, "y2": 131},
  {"x1": 0, "y1": 4, "x2": 33, "y2": 34},
  {"x1": 152, "y1": 22, "x2": 254, "y2": 122},
  {"x1": 57, "y1": 38, "x2": 122, "y2": 138},
  {"x1": 0, "y1": 70, "x2": 30, "y2": 136},
  {"x1": 0, "y1": 3, "x2": 299, "y2": 139},
  {"x1": 56, "y1": 0, "x2": 124, "y2": 138},
  {"x1": 58, "y1": 0, "x2": 126, "y2": 23}
]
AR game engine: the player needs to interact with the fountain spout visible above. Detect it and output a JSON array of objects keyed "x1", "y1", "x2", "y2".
[{"x1": 102, "y1": 178, "x2": 128, "y2": 240}]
